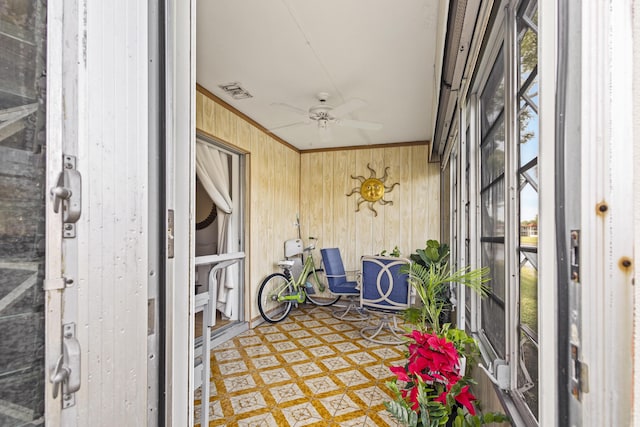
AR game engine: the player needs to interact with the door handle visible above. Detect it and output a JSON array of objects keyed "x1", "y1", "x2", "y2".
[
  {"x1": 50, "y1": 354, "x2": 70, "y2": 399},
  {"x1": 50, "y1": 155, "x2": 82, "y2": 237},
  {"x1": 50, "y1": 183, "x2": 72, "y2": 215},
  {"x1": 49, "y1": 323, "x2": 81, "y2": 408}
]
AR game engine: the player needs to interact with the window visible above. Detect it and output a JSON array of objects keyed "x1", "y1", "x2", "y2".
[
  {"x1": 463, "y1": 123, "x2": 473, "y2": 330},
  {"x1": 515, "y1": 0, "x2": 539, "y2": 417},
  {"x1": 454, "y1": 0, "x2": 539, "y2": 424},
  {"x1": 479, "y1": 46, "x2": 507, "y2": 358}
]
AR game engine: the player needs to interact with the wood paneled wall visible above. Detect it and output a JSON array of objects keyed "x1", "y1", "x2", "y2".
[
  {"x1": 196, "y1": 87, "x2": 440, "y2": 323},
  {"x1": 196, "y1": 89, "x2": 300, "y2": 322},
  {"x1": 300, "y1": 147, "x2": 440, "y2": 272}
]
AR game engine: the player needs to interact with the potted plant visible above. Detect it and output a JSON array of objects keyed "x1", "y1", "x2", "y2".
[
  {"x1": 384, "y1": 240, "x2": 508, "y2": 426},
  {"x1": 404, "y1": 240, "x2": 487, "y2": 333},
  {"x1": 408, "y1": 240, "x2": 452, "y2": 326},
  {"x1": 379, "y1": 245, "x2": 401, "y2": 257},
  {"x1": 385, "y1": 329, "x2": 508, "y2": 426}
]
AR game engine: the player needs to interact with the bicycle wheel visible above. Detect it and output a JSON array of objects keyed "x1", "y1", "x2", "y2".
[
  {"x1": 304, "y1": 268, "x2": 341, "y2": 306},
  {"x1": 258, "y1": 273, "x2": 294, "y2": 323}
]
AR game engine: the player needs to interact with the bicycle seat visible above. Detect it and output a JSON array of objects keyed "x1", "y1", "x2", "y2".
[{"x1": 277, "y1": 260, "x2": 295, "y2": 269}]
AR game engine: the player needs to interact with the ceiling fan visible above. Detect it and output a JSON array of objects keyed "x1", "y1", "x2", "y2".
[{"x1": 269, "y1": 92, "x2": 382, "y2": 141}]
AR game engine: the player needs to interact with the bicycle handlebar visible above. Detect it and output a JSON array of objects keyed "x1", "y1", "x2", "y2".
[{"x1": 304, "y1": 236, "x2": 317, "y2": 252}]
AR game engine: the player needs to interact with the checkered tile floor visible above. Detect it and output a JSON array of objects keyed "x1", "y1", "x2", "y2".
[{"x1": 194, "y1": 304, "x2": 408, "y2": 426}]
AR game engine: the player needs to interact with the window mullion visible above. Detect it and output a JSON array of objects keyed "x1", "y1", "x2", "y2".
[
  {"x1": 504, "y1": 1, "x2": 521, "y2": 392},
  {"x1": 468, "y1": 94, "x2": 481, "y2": 334}
]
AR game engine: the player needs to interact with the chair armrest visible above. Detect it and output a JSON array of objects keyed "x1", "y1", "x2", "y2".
[
  {"x1": 346, "y1": 270, "x2": 361, "y2": 289},
  {"x1": 345, "y1": 269, "x2": 360, "y2": 278}
]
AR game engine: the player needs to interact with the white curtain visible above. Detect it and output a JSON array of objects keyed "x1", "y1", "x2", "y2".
[{"x1": 196, "y1": 141, "x2": 238, "y2": 318}]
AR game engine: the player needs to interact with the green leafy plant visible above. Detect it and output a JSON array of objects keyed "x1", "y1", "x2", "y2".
[
  {"x1": 380, "y1": 245, "x2": 401, "y2": 257},
  {"x1": 408, "y1": 240, "x2": 454, "y2": 325},
  {"x1": 385, "y1": 239, "x2": 507, "y2": 426},
  {"x1": 409, "y1": 239, "x2": 450, "y2": 268},
  {"x1": 404, "y1": 260, "x2": 490, "y2": 333},
  {"x1": 385, "y1": 330, "x2": 508, "y2": 426}
]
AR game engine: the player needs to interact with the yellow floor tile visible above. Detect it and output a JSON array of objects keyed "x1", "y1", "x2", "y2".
[{"x1": 196, "y1": 304, "x2": 409, "y2": 426}]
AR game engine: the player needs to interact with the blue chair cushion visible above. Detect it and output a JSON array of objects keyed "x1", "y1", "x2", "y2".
[
  {"x1": 320, "y1": 248, "x2": 359, "y2": 295},
  {"x1": 330, "y1": 280, "x2": 359, "y2": 295},
  {"x1": 321, "y1": 248, "x2": 347, "y2": 276}
]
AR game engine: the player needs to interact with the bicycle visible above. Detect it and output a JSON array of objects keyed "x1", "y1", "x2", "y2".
[{"x1": 257, "y1": 237, "x2": 341, "y2": 323}]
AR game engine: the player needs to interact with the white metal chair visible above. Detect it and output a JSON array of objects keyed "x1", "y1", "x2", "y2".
[
  {"x1": 193, "y1": 252, "x2": 245, "y2": 426},
  {"x1": 359, "y1": 255, "x2": 412, "y2": 344}
]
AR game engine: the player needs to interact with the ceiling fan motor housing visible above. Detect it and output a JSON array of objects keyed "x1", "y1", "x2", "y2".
[
  {"x1": 309, "y1": 104, "x2": 333, "y2": 122},
  {"x1": 309, "y1": 92, "x2": 335, "y2": 127}
]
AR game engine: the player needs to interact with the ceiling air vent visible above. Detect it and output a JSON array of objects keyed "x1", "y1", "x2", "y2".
[{"x1": 218, "y1": 82, "x2": 253, "y2": 100}]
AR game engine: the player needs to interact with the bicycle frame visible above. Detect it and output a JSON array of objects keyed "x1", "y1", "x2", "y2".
[
  {"x1": 258, "y1": 237, "x2": 340, "y2": 323},
  {"x1": 277, "y1": 249, "x2": 322, "y2": 303}
]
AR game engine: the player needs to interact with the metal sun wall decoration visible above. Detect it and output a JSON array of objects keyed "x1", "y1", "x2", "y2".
[{"x1": 346, "y1": 163, "x2": 399, "y2": 216}]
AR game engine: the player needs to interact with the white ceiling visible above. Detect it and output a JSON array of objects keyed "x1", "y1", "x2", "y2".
[{"x1": 196, "y1": 0, "x2": 448, "y2": 151}]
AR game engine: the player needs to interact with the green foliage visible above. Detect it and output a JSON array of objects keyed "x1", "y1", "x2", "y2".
[
  {"x1": 385, "y1": 399, "x2": 419, "y2": 427},
  {"x1": 410, "y1": 240, "x2": 450, "y2": 268},
  {"x1": 403, "y1": 261, "x2": 490, "y2": 333},
  {"x1": 407, "y1": 240, "x2": 453, "y2": 326},
  {"x1": 380, "y1": 245, "x2": 401, "y2": 257},
  {"x1": 451, "y1": 409, "x2": 510, "y2": 427},
  {"x1": 386, "y1": 239, "x2": 506, "y2": 427},
  {"x1": 385, "y1": 378, "x2": 453, "y2": 427},
  {"x1": 443, "y1": 326, "x2": 480, "y2": 366},
  {"x1": 519, "y1": 265, "x2": 538, "y2": 332}
]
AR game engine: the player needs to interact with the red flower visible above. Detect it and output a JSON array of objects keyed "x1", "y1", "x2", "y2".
[
  {"x1": 400, "y1": 385, "x2": 420, "y2": 411},
  {"x1": 454, "y1": 385, "x2": 477, "y2": 416},
  {"x1": 407, "y1": 353, "x2": 430, "y2": 375},
  {"x1": 389, "y1": 365, "x2": 410, "y2": 382},
  {"x1": 434, "y1": 390, "x2": 448, "y2": 405},
  {"x1": 407, "y1": 329, "x2": 430, "y2": 345},
  {"x1": 389, "y1": 331, "x2": 477, "y2": 420}
]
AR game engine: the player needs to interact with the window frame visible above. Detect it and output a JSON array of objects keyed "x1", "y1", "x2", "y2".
[{"x1": 452, "y1": 1, "x2": 540, "y2": 425}]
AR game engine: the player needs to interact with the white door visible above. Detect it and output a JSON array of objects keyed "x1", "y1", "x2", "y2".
[{"x1": 44, "y1": 1, "x2": 153, "y2": 425}]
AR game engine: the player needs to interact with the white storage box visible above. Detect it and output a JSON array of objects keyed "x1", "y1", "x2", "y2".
[{"x1": 284, "y1": 238, "x2": 303, "y2": 257}]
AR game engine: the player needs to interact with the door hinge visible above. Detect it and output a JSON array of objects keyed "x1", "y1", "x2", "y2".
[
  {"x1": 51, "y1": 154, "x2": 82, "y2": 238},
  {"x1": 50, "y1": 323, "x2": 81, "y2": 408}
]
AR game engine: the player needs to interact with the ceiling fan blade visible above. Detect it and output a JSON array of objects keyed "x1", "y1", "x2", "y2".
[
  {"x1": 268, "y1": 121, "x2": 310, "y2": 132},
  {"x1": 329, "y1": 98, "x2": 367, "y2": 118},
  {"x1": 336, "y1": 118, "x2": 383, "y2": 131},
  {"x1": 270, "y1": 102, "x2": 308, "y2": 117}
]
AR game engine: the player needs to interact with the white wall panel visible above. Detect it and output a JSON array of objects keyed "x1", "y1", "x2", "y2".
[{"x1": 73, "y1": 0, "x2": 150, "y2": 424}]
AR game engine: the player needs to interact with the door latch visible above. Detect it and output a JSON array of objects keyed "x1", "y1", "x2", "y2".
[
  {"x1": 570, "y1": 230, "x2": 580, "y2": 282},
  {"x1": 570, "y1": 343, "x2": 589, "y2": 400},
  {"x1": 168, "y1": 209, "x2": 175, "y2": 259},
  {"x1": 50, "y1": 323, "x2": 81, "y2": 408},
  {"x1": 51, "y1": 155, "x2": 82, "y2": 238}
]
